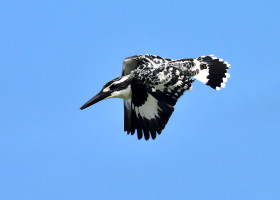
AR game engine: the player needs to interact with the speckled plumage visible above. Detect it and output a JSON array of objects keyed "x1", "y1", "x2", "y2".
[{"x1": 81, "y1": 54, "x2": 231, "y2": 140}]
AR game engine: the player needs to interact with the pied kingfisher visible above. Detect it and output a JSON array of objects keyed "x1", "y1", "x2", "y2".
[{"x1": 80, "y1": 54, "x2": 230, "y2": 140}]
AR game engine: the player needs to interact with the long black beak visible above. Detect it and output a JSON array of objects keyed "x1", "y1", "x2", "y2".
[{"x1": 80, "y1": 91, "x2": 110, "y2": 110}]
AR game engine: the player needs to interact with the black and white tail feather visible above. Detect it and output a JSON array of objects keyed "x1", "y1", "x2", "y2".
[
  {"x1": 194, "y1": 55, "x2": 231, "y2": 90},
  {"x1": 80, "y1": 54, "x2": 231, "y2": 140}
]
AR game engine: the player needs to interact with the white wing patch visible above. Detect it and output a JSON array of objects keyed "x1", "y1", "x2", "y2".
[{"x1": 134, "y1": 94, "x2": 161, "y2": 120}]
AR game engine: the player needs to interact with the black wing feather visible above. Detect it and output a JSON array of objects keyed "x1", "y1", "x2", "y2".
[{"x1": 121, "y1": 55, "x2": 193, "y2": 140}]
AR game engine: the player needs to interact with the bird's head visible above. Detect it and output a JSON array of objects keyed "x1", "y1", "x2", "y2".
[{"x1": 80, "y1": 75, "x2": 132, "y2": 110}]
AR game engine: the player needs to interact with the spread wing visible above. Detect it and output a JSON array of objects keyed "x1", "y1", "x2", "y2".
[
  {"x1": 122, "y1": 55, "x2": 173, "y2": 140},
  {"x1": 126, "y1": 79, "x2": 176, "y2": 140},
  {"x1": 123, "y1": 62, "x2": 194, "y2": 140}
]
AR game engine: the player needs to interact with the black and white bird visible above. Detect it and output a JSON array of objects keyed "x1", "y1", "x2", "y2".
[{"x1": 80, "y1": 54, "x2": 230, "y2": 140}]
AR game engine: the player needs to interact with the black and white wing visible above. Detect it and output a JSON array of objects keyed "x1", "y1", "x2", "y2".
[
  {"x1": 122, "y1": 55, "x2": 173, "y2": 140},
  {"x1": 122, "y1": 56, "x2": 193, "y2": 140}
]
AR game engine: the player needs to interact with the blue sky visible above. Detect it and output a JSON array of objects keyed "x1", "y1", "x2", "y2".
[{"x1": 0, "y1": 0, "x2": 280, "y2": 199}]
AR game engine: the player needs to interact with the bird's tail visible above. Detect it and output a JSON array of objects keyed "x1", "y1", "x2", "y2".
[{"x1": 194, "y1": 55, "x2": 230, "y2": 90}]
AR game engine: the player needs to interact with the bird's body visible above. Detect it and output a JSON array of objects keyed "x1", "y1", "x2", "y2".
[{"x1": 81, "y1": 54, "x2": 230, "y2": 140}]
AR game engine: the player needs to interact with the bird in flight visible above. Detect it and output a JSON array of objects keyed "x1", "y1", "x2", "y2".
[{"x1": 80, "y1": 54, "x2": 230, "y2": 140}]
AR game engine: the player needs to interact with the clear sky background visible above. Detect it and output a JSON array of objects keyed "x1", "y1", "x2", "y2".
[{"x1": 0, "y1": 0, "x2": 280, "y2": 199}]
